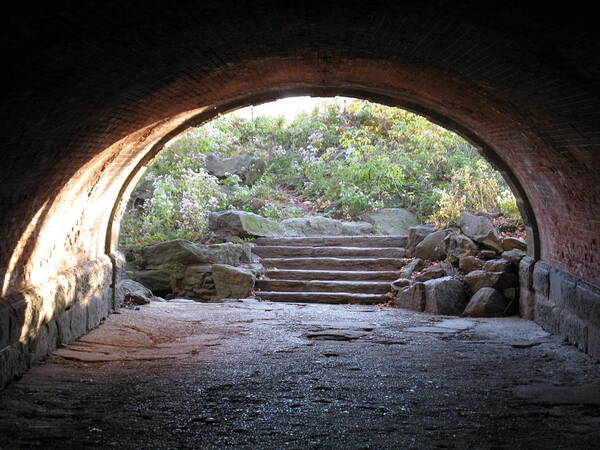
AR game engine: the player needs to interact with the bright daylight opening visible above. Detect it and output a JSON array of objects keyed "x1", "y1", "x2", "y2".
[{"x1": 117, "y1": 97, "x2": 526, "y2": 316}]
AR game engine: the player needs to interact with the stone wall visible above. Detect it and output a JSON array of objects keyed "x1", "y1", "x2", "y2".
[
  {"x1": 0, "y1": 255, "x2": 115, "y2": 388},
  {"x1": 520, "y1": 257, "x2": 600, "y2": 360}
]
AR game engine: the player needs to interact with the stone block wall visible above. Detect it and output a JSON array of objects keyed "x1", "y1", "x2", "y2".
[
  {"x1": 0, "y1": 256, "x2": 114, "y2": 388},
  {"x1": 520, "y1": 258, "x2": 600, "y2": 360}
]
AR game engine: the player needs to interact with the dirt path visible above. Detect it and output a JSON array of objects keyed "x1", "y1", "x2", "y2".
[{"x1": 1, "y1": 300, "x2": 600, "y2": 449}]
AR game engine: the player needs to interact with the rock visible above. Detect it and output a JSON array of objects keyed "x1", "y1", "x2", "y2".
[
  {"x1": 423, "y1": 277, "x2": 468, "y2": 316},
  {"x1": 501, "y1": 249, "x2": 527, "y2": 265},
  {"x1": 141, "y1": 239, "x2": 251, "y2": 268},
  {"x1": 212, "y1": 264, "x2": 255, "y2": 299},
  {"x1": 479, "y1": 249, "x2": 498, "y2": 259},
  {"x1": 432, "y1": 261, "x2": 456, "y2": 276},
  {"x1": 407, "y1": 225, "x2": 435, "y2": 253},
  {"x1": 205, "y1": 153, "x2": 266, "y2": 186},
  {"x1": 483, "y1": 259, "x2": 516, "y2": 273},
  {"x1": 127, "y1": 177, "x2": 155, "y2": 210},
  {"x1": 208, "y1": 210, "x2": 283, "y2": 238},
  {"x1": 464, "y1": 287, "x2": 509, "y2": 317},
  {"x1": 180, "y1": 265, "x2": 215, "y2": 300},
  {"x1": 245, "y1": 263, "x2": 266, "y2": 278},
  {"x1": 502, "y1": 237, "x2": 527, "y2": 251},
  {"x1": 399, "y1": 258, "x2": 425, "y2": 278},
  {"x1": 117, "y1": 279, "x2": 154, "y2": 305},
  {"x1": 444, "y1": 232, "x2": 480, "y2": 260},
  {"x1": 142, "y1": 239, "x2": 212, "y2": 267},
  {"x1": 464, "y1": 270, "x2": 519, "y2": 294},
  {"x1": 391, "y1": 278, "x2": 411, "y2": 291},
  {"x1": 415, "y1": 230, "x2": 448, "y2": 260},
  {"x1": 206, "y1": 242, "x2": 252, "y2": 265},
  {"x1": 360, "y1": 208, "x2": 417, "y2": 235},
  {"x1": 459, "y1": 256, "x2": 485, "y2": 273},
  {"x1": 279, "y1": 216, "x2": 373, "y2": 236},
  {"x1": 415, "y1": 267, "x2": 446, "y2": 282},
  {"x1": 457, "y1": 212, "x2": 503, "y2": 253},
  {"x1": 131, "y1": 268, "x2": 173, "y2": 296},
  {"x1": 395, "y1": 282, "x2": 426, "y2": 311}
]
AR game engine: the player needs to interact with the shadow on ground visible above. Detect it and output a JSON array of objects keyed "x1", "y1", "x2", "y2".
[{"x1": 1, "y1": 300, "x2": 600, "y2": 449}]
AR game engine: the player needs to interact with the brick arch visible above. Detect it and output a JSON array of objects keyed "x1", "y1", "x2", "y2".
[{"x1": 1, "y1": 2, "x2": 599, "y2": 385}]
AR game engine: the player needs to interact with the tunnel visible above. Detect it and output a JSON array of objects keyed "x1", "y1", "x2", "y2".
[{"x1": 1, "y1": 1, "x2": 599, "y2": 393}]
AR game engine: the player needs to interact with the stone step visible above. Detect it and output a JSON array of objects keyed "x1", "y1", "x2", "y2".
[
  {"x1": 262, "y1": 257, "x2": 410, "y2": 271},
  {"x1": 257, "y1": 291, "x2": 389, "y2": 304},
  {"x1": 256, "y1": 279, "x2": 391, "y2": 294},
  {"x1": 253, "y1": 245, "x2": 406, "y2": 258},
  {"x1": 265, "y1": 269, "x2": 401, "y2": 281},
  {"x1": 253, "y1": 235, "x2": 408, "y2": 248}
]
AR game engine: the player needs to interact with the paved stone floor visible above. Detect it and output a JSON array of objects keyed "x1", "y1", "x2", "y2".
[{"x1": 1, "y1": 300, "x2": 600, "y2": 449}]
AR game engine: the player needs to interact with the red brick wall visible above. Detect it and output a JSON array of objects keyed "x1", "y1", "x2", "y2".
[{"x1": 1, "y1": 1, "x2": 599, "y2": 297}]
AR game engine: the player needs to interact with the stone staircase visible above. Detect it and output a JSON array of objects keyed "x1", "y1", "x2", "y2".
[{"x1": 253, "y1": 235, "x2": 408, "y2": 304}]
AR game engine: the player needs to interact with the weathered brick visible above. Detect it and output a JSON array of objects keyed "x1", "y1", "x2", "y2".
[{"x1": 0, "y1": 3, "x2": 599, "y2": 384}]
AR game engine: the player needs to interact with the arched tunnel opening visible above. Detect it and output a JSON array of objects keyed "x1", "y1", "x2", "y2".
[
  {"x1": 114, "y1": 95, "x2": 534, "y2": 307},
  {"x1": 1, "y1": 2, "x2": 599, "y2": 447}
]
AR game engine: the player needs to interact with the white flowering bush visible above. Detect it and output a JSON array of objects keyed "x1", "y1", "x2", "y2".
[{"x1": 120, "y1": 168, "x2": 225, "y2": 248}]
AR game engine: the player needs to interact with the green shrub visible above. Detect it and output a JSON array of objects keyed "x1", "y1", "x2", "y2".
[{"x1": 119, "y1": 98, "x2": 522, "y2": 250}]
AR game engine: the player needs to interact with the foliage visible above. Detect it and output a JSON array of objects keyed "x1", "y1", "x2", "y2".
[
  {"x1": 119, "y1": 98, "x2": 521, "y2": 249},
  {"x1": 119, "y1": 168, "x2": 224, "y2": 249}
]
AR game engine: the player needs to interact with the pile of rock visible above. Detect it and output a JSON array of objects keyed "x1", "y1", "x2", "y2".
[
  {"x1": 394, "y1": 212, "x2": 527, "y2": 317},
  {"x1": 124, "y1": 239, "x2": 262, "y2": 301}
]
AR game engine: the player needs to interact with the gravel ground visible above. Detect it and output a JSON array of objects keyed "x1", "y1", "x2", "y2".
[{"x1": 1, "y1": 300, "x2": 600, "y2": 449}]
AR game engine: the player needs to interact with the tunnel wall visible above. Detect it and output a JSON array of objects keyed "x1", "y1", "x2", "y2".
[
  {"x1": 0, "y1": 256, "x2": 113, "y2": 387},
  {"x1": 1, "y1": 1, "x2": 599, "y2": 386},
  {"x1": 520, "y1": 257, "x2": 600, "y2": 358}
]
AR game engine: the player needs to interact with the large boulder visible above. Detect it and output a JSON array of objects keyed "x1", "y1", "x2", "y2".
[
  {"x1": 117, "y1": 279, "x2": 155, "y2": 305},
  {"x1": 407, "y1": 225, "x2": 435, "y2": 253},
  {"x1": 142, "y1": 239, "x2": 212, "y2": 267},
  {"x1": 423, "y1": 276, "x2": 468, "y2": 315},
  {"x1": 141, "y1": 239, "x2": 251, "y2": 268},
  {"x1": 179, "y1": 265, "x2": 215, "y2": 300},
  {"x1": 205, "y1": 153, "x2": 266, "y2": 186},
  {"x1": 464, "y1": 270, "x2": 519, "y2": 294},
  {"x1": 360, "y1": 208, "x2": 417, "y2": 235},
  {"x1": 206, "y1": 243, "x2": 252, "y2": 265},
  {"x1": 464, "y1": 287, "x2": 510, "y2": 317},
  {"x1": 457, "y1": 212, "x2": 503, "y2": 253},
  {"x1": 208, "y1": 210, "x2": 283, "y2": 238},
  {"x1": 444, "y1": 232, "x2": 479, "y2": 260},
  {"x1": 414, "y1": 230, "x2": 448, "y2": 260},
  {"x1": 279, "y1": 216, "x2": 373, "y2": 236},
  {"x1": 395, "y1": 282, "x2": 426, "y2": 311},
  {"x1": 131, "y1": 268, "x2": 173, "y2": 296},
  {"x1": 212, "y1": 264, "x2": 256, "y2": 299}
]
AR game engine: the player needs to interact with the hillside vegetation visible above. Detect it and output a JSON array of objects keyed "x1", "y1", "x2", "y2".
[{"x1": 119, "y1": 99, "x2": 520, "y2": 249}]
